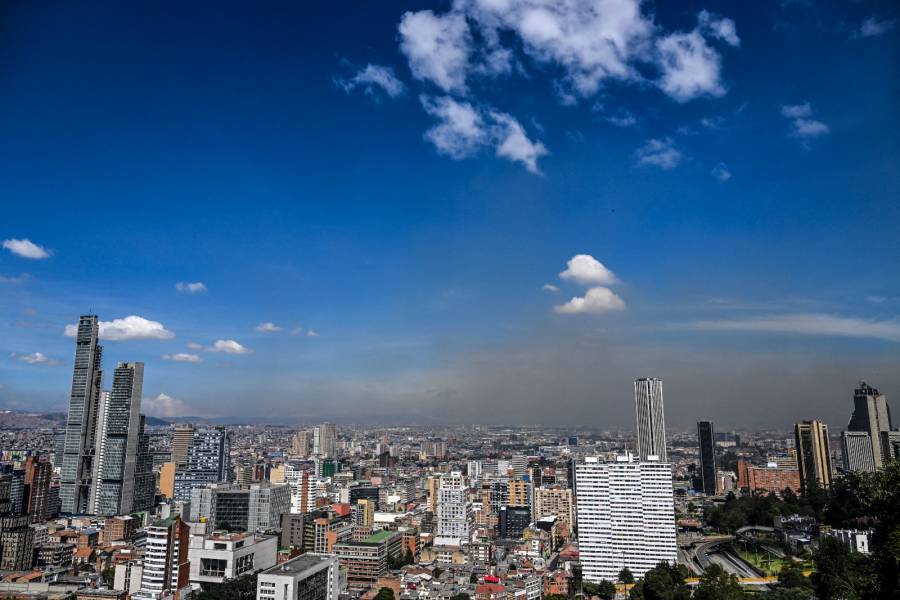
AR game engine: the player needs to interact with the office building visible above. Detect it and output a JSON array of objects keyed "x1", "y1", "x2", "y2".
[
  {"x1": 436, "y1": 471, "x2": 471, "y2": 547},
  {"x1": 882, "y1": 430, "x2": 900, "y2": 461},
  {"x1": 24, "y1": 456, "x2": 52, "y2": 523},
  {"x1": 532, "y1": 486, "x2": 575, "y2": 532},
  {"x1": 794, "y1": 420, "x2": 832, "y2": 489},
  {"x1": 170, "y1": 427, "x2": 195, "y2": 466},
  {"x1": 634, "y1": 378, "x2": 667, "y2": 461},
  {"x1": 256, "y1": 553, "x2": 341, "y2": 600},
  {"x1": 187, "y1": 532, "x2": 277, "y2": 589},
  {"x1": 0, "y1": 476, "x2": 34, "y2": 570},
  {"x1": 189, "y1": 483, "x2": 290, "y2": 533},
  {"x1": 842, "y1": 431, "x2": 876, "y2": 473},
  {"x1": 333, "y1": 530, "x2": 401, "y2": 583},
  {"x1": 575, "y1": 454, "x2": 676, "y2": 582},
  {"x1": 60, "y1": 315, "x2": 104, "y2": 514},
  {"x1": 697, "y1": 421, "x2": 717, "y2": 496},
  {"x1": 159, "y1": 463, "x2": 176, "y2": 499},
  {"x1": 174, "y1": 427, "x2": 230, "y2": 501},
  {"x1": 137, "y1": 516, "x2": 191, "y2": 600},
  {"x1": 499, "y1": 506, "x2": 531, "y2": 539},
  {"x1": 291, "y1": 430, "x2": 311, "y2": 458},
  {"x1": 313, "y1": 423, "x2": 336, "y2": 459},
  {"x1": 91, "y1": 362, "x2": 152, "y2": 515},
  {"x1": 847, "y1": 382, "x2": 893, "y2": 469}
]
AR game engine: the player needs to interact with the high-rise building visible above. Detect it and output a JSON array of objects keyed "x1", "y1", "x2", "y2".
[
  {"x1": 313, "y1": 424, "x2": 336, "y2": 459},
  {"x1": 0, "y1": 475, "x2": 34, "y2": 571},
  {"x1": 436, "y1": 471, "x2": 471, "y2": 547},
  {"x1": 173, "y1": 427, "x2": 230, "y2": 502},
  {"x1": 634, "y1": 378, "x2": 667, "y2": 461},
  {"x1": 426, "y1": 475, "x2": 440, "y2": 514},
  {"x1": 159, "y1": 463, "x2": 176, "y2": 500},
  {"x1": 841, "y1": 431, "x2": 876, "y2": 473},
  {"x1": 90, "y1": 362, "x2": 147, "y2": 515},
  {"x1": 697, "y1": 421, "x2": 717, "y2": 496},
  {"x1": 170, "y1": 426, "x2": 195, "y2": 466},
  {"x1": 189, "y1": 483, "x2": 291, "y2": 532},
  {"x1": 291, "y1": 430, "x2": 311, "y2": 458},
  {"x1": 882, "y1": 430, "x2": 900, "y2": 461},
  {"x1": 847, "y1": 382, "x2": 893, "y2": 469},
  {"x1": 532, "y1": 486, "x2": 575, "y2": 532},
  {"x1": 794, "y1": 420, "x2": 833, "y2": 490},
  {"x1": 137, "y1": 516, "x2": 191, "y2": 600},
  {"x1": 60, "y1": 315, "x2": 104, "y2": 514},
  {"x1": 23, "y1": 456, "x2": 52, "y2": 524},
  {"x1": 575, "y1": 454, "x2": 676, "y2": 582}
]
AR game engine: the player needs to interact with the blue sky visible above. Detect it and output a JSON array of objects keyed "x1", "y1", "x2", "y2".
[{"x1": 1, "y1": 0, "x2": 898, "y2": 428}]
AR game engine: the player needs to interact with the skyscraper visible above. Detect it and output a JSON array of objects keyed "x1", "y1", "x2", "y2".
[
  {"x1": 575, "y1": 454, "x2": 677, "y2": 582},
  {"x1": 173, "y1": 427, "x2": 230, "y2": 501},
  {"x1": 794, "y1": 420, "x2": 833, "y2": 490},
  {"x1": 847, "y1": 382, "x2": 893, "y2": 469},
  {"x1": 137, "y1": 516, "x2": 191, "y2": 600},
  {"x1": 697, "y1": 421, "x2": 717, "y2": 496},
  {"x1": 313, "y1": 423, "x2": 336, "y2": 459},
  {"x1": 634, "y1": 378, "x2": 667, "y2": 461},
  {"x1": 60, "y1": 315, "x2": 104, "y2": 514},
  {"x1": 23, "y1": 456, "x2": 52, "y2": 524},
  {"x1": 841, "y1": 431, "x2": 876, "y2": 473},
  {"x1": 170, "y1": 426, "x2": 195, "y2": 466},
  {"x1": 90, "y1": 362, "x2": 145, "y2": 515},
  {"x1": 435, "y1": 471, "x2": 470, "y2": 547}
]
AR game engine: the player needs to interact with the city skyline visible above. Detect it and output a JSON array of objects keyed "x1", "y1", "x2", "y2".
[{"x1": 2, "y1": 1, "x2": 899, "y2": 428}]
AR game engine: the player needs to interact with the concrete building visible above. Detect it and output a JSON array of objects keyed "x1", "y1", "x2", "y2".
[
  {"x1": 575, "y1": 454, "x2": 677, "y2": 582},
  {"x1": 137, "y1": 516, "x2": 191, "y2": 600},
  {"x1": 332, "y1": 530, "x2": 401, "y2": 583},
  {"x1": 160, "y1": 463, "x2": 176, "y2": 499},
  {"x1": 171, "y1": 427, "x2": 196, "y2": 467},
  {"x1": 114, "y1": 560, "x2": 144, "y2": 595},
  {"x1": 24, "y1": 456, "x2": 53, "y2": 523},
  {"x1": 847, "y1": 381, "x2": 892, "y2": 469},
  {"x1": 794, "y1": 420, "x2": 833, "y2": 489},
  {"x1": 188, "y1": 532, "x2": 277, "y2": 589},
  {"x1": 313, "y1": 423, "x2": 336, "y2": 459},
  {"x1": 824, "y1": 529, "x2": 872, "y2": 554},
  {"x1": 436, "y1": 471, "x2": 471, "y2": 548},
  {"x1": 174, "y1": 427, "x2": 230, "y2": 502},
  {"x1": 842, "y1": 431, "x2": 876, "y2": 473},
  {"x1": 532, "y1": 487, "x2": 575, "y2": 532},
  {"x1": 256, "y1": 553, "x2": 341, "y2": 600},
  {"x1": 190, "y1": 483, "x2": 290, "y2": 533},
  {"x1": 737, "y1": 460, "x2": 801, "y2": 496},
  {"x1": 634, "y1": 378, "x2": 667, "y2": 461}
]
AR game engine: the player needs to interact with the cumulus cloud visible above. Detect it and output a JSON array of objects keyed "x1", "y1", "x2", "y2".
[
  {"x1": 858, "y1": 16, "x2": 895, "y2": 38},
  {"x1": 781, "y1": 102, "x2": 829, "y2": 139},
  {"x1": 698, "y1": 10, "x2": 740, "y2": 46},
  {"x1": 559, "y1": 254, "x2": 618, "y2": 285},
  {"x1": 14, "y1": 352, "x2": 55, "y2": 365},
  {"x1": 2, "y1": 238, "x2": 50, "y2": 259},
  {"x1": 604, "y1": 109, "x2": 638, "y2": 127},
  {"x1": 64, "y1": 316, "x2": 174, "y2": 341},
  {"x1": 554, "y1": 286, "x2": 626, "y2": 314},
  {"x1": 336, "y1": 64, "x2": 406, "y2": 98},
  {"x1": 175, "y1": 281, "x2": 207, "y2": 294},
  {"x1": 671, "y1": 314, "x2": 900, "y2": 343},
  {"x1": 421, "y1": 96, "x2": 548, "y2": 172},
  {"x1": 635, "y1": 138, "x2": 683, "y2": 170},
  {"x1": 208, "y1": 339, "x2": 251, "y2": 354},
  {"x1": 656, "y1": 31, "x2": 724, "y2": 102},
  {"x1": 711, "y1": 163, "x2": 732, "y2": 182},
  {"x1": 399, "y1": 10, "x2": 471, "y2": 94},
  {"x1": 143, "y1": 393, "x2": 195, "y2": 418},
  {"x1": 186, "y1": 342, "x2": 203, "y2": 350},
  {"x1": 162, "y1": 353, "x2": 202, "y2": 363},
  {"x1": 542, "y1": 284, "x2": 560, "y2": 292},
  {"x1": 306, "y1": 330, "x2": 319, "y2": 337},
  {"x1": 255, "y1": 322, "x2": 282, "y2": 333}
]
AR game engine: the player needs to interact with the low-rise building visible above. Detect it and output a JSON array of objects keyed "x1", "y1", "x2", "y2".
[
  {"x1": 333, "y1": 530, "x2": 401, "y2": 583},
  {"x1": 188, "y1": 532, "x2": 277, "y2": 589},
  {"x1": 256, "y1": 553, "x2": 341, "y2": 600}
]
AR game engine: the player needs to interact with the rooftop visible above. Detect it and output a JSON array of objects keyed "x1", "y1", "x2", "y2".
[
  {"x1": 364, "y1": 530, "x2": 398, "y2": 544},
  {"x1": 261, "y1": 553, "x2": 332, "y2": 576}
]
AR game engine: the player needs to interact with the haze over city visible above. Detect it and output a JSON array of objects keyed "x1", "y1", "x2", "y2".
[{"x1": 1, "y1": 1, "x2": 898, "y2": 430}]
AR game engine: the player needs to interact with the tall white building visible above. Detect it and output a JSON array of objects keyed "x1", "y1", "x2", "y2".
[
  {"x1": 634, "y1": 378, "x2": 667, "y2": 461},
  {"x1": 436, "y1": 471, "x2": 471, "y2": 548},
  {"x1": 313, "y1": 423, "x2": 336, "y2": 458},
  {"x1": 575, "y1": 454, "x2": 677, "y2": 582},
  {"x1": 137, "y1": 516, "x2": 191, "y2": 600}
]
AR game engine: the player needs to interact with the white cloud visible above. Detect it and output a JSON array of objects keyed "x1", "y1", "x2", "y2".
[
  {"x1": 672, "y1": 314, "x2": 900, "y2": 343},
  {"x1": 711, "y1": 163, "x2": 732, "y2": 182},
  {"x1": 0, "y1": 273, "x2": 29, "y2": 285},
  {"x1": 306, "y1": 330, "x2": 319, "y2": 337},
  {"x1": 290, "y1": 327, "x2": 305, "y2": 336},
  {"x1": 559, "y1": 254, "x2": 617, "y2": 285},
  {"x1": 490, "y1": 111, "x2": 549, "y2": 174},
  {"x1": 208, "y1": 339, "x2": 251, "y2": 354},
  {"x1": 143, "y1": 393, "x2": 195, "y2": 418},
  {"x1": 175, "y1": 281, "x2": 207, "y2": 294},
  {"x1": 866, "y1": 296, "x2": 887, "y2": 304},
  {"x1": 337, "y1": 64, "x2": 406, "y2": 98},
  {"x1": 256, "y1": 322, "x2": 282, "y2": 332},
  {"x1": 656, "y1": 31, "x2": 724, "y2": 102},
  {"x1": 2, "y1": 238, "x2": 50, "y2": 259},
  {"x1": 542, "y1": 284, "x2": 560, "y2": 292},
  {"x1": 858, "y1": 16, "x2": 896, "y2": 38},
  {"x1": 635, "y1": 138, "x2": 683, "y2": 170},
  {"x1": 64, "y1": 315, "x2": 175, "y2": 341},
  {"x1": 698, "y1": 10, "x2": 740, "y2": 47},
  {"x1": 421, "y1": 96, "x2": 548, "y2": 173},
  {"x1": 399, "y1": 10, "x2": 471, "y2": 93},
  {"x1": 421, "y1": 95, "x2": 488, "y2": 159},
  {"x1": 604, "y1": 109, "x2": 638, "y2": 127},
  {"x1": 781, "y1": 102, "x2": 829, "y2": 139},
  {"x1": 162, "y1": 353, "x2": 202, "y2": 363},
  {"x1": 15, "y1": 352, "x2": 53, "y2": 365},
  {"x1": 554, "y1": 286, "x2": 626, "y2": 314},
  {"x1": 186, "y1": 342, "x2": 203, "y2": 350}
]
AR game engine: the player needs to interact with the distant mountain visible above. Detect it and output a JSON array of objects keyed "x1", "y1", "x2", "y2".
[{"x1": 0, "y1": 410, "x2": 170, "y2": 429}]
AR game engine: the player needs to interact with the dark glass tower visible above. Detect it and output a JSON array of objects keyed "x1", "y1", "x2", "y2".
[{"x1": 697, "y1": 421, "x2": 717, "y2": 495}]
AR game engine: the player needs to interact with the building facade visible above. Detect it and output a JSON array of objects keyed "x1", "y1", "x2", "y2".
[
  {"x1": 174, "y1": 427, "x2": 230, "y2": 502},
  {"x1": 634, "y1": 378, "x2": 667, "y2": 461},
  {"x1": 256, "y1": 553, "x2": 341, "y2": 600},
  {"x1": 794, "y1": 420, "x2": 832, "y2": 489},
  {"x1": 697, "y1": 421, "x2": 717, "y2": 496},
  {"x1": 847, "y1": 382, "x2": 893, "y2": 469}
]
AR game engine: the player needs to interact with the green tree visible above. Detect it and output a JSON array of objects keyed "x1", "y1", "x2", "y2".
[
  {"x1": 693, "y1": 564, "x2": 744, "y2": 600},
  {"x1": 193, "y1": 574, "x2": 258, "y2": 600},
  {"x1": 628, "y1": 562, "x2": 689, "y2": 600},
  {"x1": 810, "y1": 536, "x2": 875, "y2": 600},
  {"x1": 595, "y1": 580, "x2": 616, "y2": 600},
  {"x1": 619, "y1": 567, "x2": 635, "y2": 585},
  {"x1": 449, "y1": 594, "x2": 471, "y2": 600},
  {"x1": 777, "y1": 561, "x2": 812, "y2": 591},
  {"x1": 373, "y1": 588, "x2": 395, "y2": 600}
]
